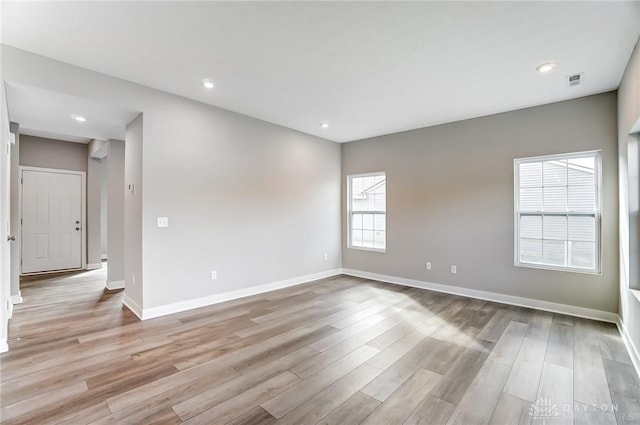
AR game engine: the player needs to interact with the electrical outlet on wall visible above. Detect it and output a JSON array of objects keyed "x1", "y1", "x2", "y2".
[
  {"x1": 324, "y1": 253, "x2": 328, "y2": 261},
  {"x1": 450, "y1": 265, "x2": 457, "y2": 274},
  {"x1": 425, "y1": 261, "x2": 432, "y2": 270},
  {"x1": 211, "y1": 271, "x2": 217, "y2": 280}
]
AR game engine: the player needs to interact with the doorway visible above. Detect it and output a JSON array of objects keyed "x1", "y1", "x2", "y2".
[{"x1": 20, "y1": 167, "x2": 86, "y2": 274}]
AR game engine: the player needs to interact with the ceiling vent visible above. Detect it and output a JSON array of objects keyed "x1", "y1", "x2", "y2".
[{"x1": 567, "y1": 73, "x2": 584, "y2": 87}]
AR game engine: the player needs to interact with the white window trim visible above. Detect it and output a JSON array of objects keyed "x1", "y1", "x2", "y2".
[
  {"x1": 513, "y1": 150, "x2": 602, "y2": 275},
  {"x1": 347, "y1": 171, "x2": 386, "y2": 253}
]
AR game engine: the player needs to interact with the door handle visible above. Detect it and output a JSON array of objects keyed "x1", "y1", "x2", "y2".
[{"x1": 7, "y1": 236, "x2": 15, "y2": 242}]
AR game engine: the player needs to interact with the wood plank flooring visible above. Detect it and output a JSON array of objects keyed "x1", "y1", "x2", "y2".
[{"x1": 1, "y1": 267, "x2": 639, "y2": 424}]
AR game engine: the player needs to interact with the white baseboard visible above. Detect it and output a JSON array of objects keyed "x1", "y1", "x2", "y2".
[
  {"x1": 617, "y1": 317, "x2": 640, "y2": 379},
  {"x1": 342, "y1": 268, "x2": 619, "y2": 323},
  {"x1": 0, "y1": 339, "x2": 8, "y2": 354},
  {"x1": 139, "y1": 268, "x2": 343, "y2": 320},
  {"x1": 10, "y1": 292, "x2": 23, "y2": 305},
  {"x1": 86, "y1": 263, "x2": 102, "y2": 270},
  {"x1": 106, "y1": 280, "x2": 125, "y2": 290},
  {"x1": 123, "y1": 293, "x2": 143, "y2": 320}
]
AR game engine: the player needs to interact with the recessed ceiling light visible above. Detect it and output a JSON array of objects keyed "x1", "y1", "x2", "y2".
[
  {"x1": 202, "y1": 78, "x2": 214, "y2": 89},
  {"x1": 71, "y1": 114, "x2": 87, "y2": 123},
  {"x1": 536, "y1": 61, "x2": 557, "y2": 73},
  {"x1": 320, "y1": 122, "x2": 329, "y2": 129}
]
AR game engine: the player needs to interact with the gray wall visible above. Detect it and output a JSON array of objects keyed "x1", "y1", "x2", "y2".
[
  {"x1": 87, "y1": 156, "x2": 102, "y2": 268},
  {"x1": 342, "y1": 92, "x2": 619, "y2": 313},
  {"x1": 0, "y1": 45, "x2": 343, "y2": 312},
  {"x1": 124, "y1": 115, "x2": 143, "y2": 306},
  {"x1": 618, "y1": 37, "x2": 640, "y2": 364},
  {"x1": 19, "y1": 135, "x2": 87, "y2": 171},
  {"x1": 107, "y1": 140, "x2": 125, "y2": 289},
  {"x1": 87, "y1": 139, "x2": 107, "y2": 268},
  {"x1": 100, "y1": 158, "x2": 108, "y2": 258},
  {"x1": 140, "y1": 101, "x2": 342, "y2": 309}
]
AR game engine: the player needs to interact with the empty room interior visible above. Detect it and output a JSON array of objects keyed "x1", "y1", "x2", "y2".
[{"x1": 1, "y1": 1, "x2": 640, "y2": 424}]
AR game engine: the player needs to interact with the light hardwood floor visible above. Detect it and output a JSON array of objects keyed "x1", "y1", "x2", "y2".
[{"x1": 1, "y1": 267, "x2": 639, "y2": 425}]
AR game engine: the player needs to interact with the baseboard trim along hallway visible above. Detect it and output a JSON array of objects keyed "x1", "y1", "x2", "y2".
[{"x1": 106, "y1": 280, "x2": 125, "y2": 290}]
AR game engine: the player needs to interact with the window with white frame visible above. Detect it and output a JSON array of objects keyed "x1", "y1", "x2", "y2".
[
  {"x1": 514, "y1": 151, "x2": 601, "y2": 273},
  {"x1": 348, "y1": 172, "x2": 386, "y2": 251}
]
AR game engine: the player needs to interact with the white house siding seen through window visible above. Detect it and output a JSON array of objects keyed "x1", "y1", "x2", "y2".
[
  {"x1": 349, "y1": 173, "x2": 386, "y2": 251},
  {"x1": 515, "y1": 151, "x2": 601, "y2": 273}
]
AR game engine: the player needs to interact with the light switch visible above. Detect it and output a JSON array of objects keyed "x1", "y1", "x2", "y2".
[{"x1": 157, "y1": 217, "x2": 169, "y2": 228}]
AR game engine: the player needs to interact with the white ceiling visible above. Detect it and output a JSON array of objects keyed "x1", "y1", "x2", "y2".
[
  {"x1": 5, "y1": 82, "x2": 140, "y2": 143},
  {"x1": 2, "y1": 1, "x2": 639, "y2": 143}
]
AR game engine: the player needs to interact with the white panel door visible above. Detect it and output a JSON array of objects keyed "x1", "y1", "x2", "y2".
[{"x1": 21, "y1": 170, "x2": 82, "y2": 273}]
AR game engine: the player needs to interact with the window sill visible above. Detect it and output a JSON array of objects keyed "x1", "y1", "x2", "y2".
[
  {"x1": 515, "y1": 262, "x2": 601, "y2": 275},
  {"x1": 348, "y1": 246, "x2": 386, "y2": 253}
]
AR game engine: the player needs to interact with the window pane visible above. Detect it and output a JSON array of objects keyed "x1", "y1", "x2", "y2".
[
  {"x1": 351, "y1": 177, "x2": 364, "y2": 196},
  {"x1": 351, "y1": 229, "x2": 363, "y2": 247},
  {"x1": 568, "y1": 167, "x2": 595, "y2": 186},
  {"x1": 363, "y1": 230, "x2": 374, "y2": 248},
  {"x1": 362, "y1": 214, "x2": 374, "y2": 230},
  {"x1": 568, "y1": 216, "x2": 595, "y2": 242},
  {"x1": 374, "y1": 231, "x2": 385, "y2": 249},
  {"x1": 520, "y1": 188, "x2": 542, "y2": 211},
  {"x1": 543, "y1": 160, "x2": 567, "y2": 186},
  {"x1": 357, "y1": 194, "x2": 374, "y2": 210},
  {"x1": 543, "y1": 187, "x2": 567, "y2": 211},
  {"x1": 543, "y1": 215, "x2": 567, "y2": 240},
  {"x1": 568, "y1": 157, "x2": 595, "y2": 185},
  {"x1": 520, "y1": 238, "x2": 542, "y2": 263},
  {"x1": 568, "y1": 185, "x2": 596, "y2": 211},
  {"x1": 374, "y1": 214, "x2": 385, "y2": 231},
  {"x1": 362, "y1": 177, "x2": 375, "y2": 192},
  {"x1": 569, "y1": 241, "x2": 595, "y2": 269},
  {"x1": 374, "y1": 194, "x2": 386, "y2": 211},
  {"x1": 520, "y1": 216, "x2": 542, "y2": 239},
  {"x1": 520, "y1": 162, "x2": 542, "y2": 188},
  {"x1": 543, "y1": 240, "x2": 566, "y2": 266},
  {"x1": 351, "y1": 213, "x2": 362, "y2": 229}
]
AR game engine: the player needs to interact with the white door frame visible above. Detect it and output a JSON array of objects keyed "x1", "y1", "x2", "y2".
[{"x1": 19, "y1": 166, "x2": 87, "y2": 273}]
